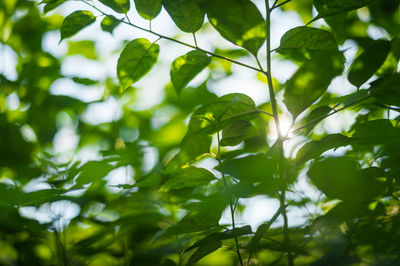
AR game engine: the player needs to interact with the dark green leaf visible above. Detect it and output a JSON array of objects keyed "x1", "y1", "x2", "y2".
[
  {"x1": 134, "y1": 0, "x2": 162, "y2": 20},
  {"x1": 313, "y1": 0, "x2": 380, "y2": 20},
  {"x1": 160, "y1": 166, "x2": 215, "y2": 191},
  {"x1": 348, "y1": 40, "x2": 390, "y2": 88},
  {"x1": 298, "y1": 106, "x2": 333, "y2": 134},
  {"x1": 171, "y1": 50, "x2": 211, "y2": 94},
  {"x1": 187, "y1": 241, "x2": 221, "y2": 266},
  {"x1": 277, "y1": 26, "x2": 339, "y2": 61},
  {"x1": 352, "y1": 119, "x2": 400, "y2": 145},
  {"x1": 283, "y1": 53, "x2": 344, "y2": 118},
  {"x1": 188, "y1": 93, "x2": 259, "y2": 134},
  {"x1": 60, "y1": 10, "x2": 96, "y2": 41},
  {"x1": 72, "y1": 77, "x2": 98, "y2": 85},
  {"x1": 73, "y1": 161, "x2": 114, "y2": 188},
  {"x1": 117, "y1": 38, "x2": 160, "y2": 91},
  {"x1": 162, "y1": 0, "x2": 204, "y2": 33},
  {"x1": 196, "y1": 0, "x2": 265, "y2": 55},
  {"x1": 101, "y1": 15, "x2": 121, "y2": 34},
  {"x1": 220, "y1": 120, "x2": 254, "y2": 146},
  {"x1": 369, "y1": 73, "x2": 400, "y2": 107},
  {"x1": 98, "y1": 0, "x2": 130, "y2": 13},
  {"x1": 40, "y1": 0, "x2": 67, "y2": 14},
  {"x1": 186, "y1": 225, "x2": 252, "y2": 251}
]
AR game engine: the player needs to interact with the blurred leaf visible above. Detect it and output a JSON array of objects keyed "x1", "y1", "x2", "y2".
[
  {"x1": 297, "y1": 105, "x2": 333, "y2": 134},
  {"x1": 348, "y1": 39, "x2": 390, "y2": 88},
  {"x1": 284, "y1": 53, "x2": 344, "y2": 118},
  {"x1": 186, "y1": 241, "x2": 221, "y2": 266},
  {"x1": 369, "y1": 73, "x2": 400, "y2": 107},
  {"x1": 313, "y1": 0, "x2": 380, "y2": 21},
  {"x1": 161, "y1": 166, "x2": 215, "y2": 191},
  {"x1": 60, "y1": 10, "x2": 96, "y2": 41},
  {"x1": 73, "y1": 161, "x2": 114, "y2": 188},
  {"x1": 277, "y1": 26, "x2": 339, "y2": 61},
  {"x1": 98, "y1": 0, "x2": 130, "y2": 13},
  {"x1": 134, "y1": 0, "x2": 162, "y2": 20},
  {"x1": 117, "y1": 38, "x2": 160, "y2": 91},
  {"x1": 352, "y1": 119, "x2": 400, "y2": 145},
  {"x1": 40, "y1": 0, "x2": 67, "y2": 14},
  {"x1": 196, "y1": 0, "x2": 265, "y2": 55},
  {"x1": 72, "y1": 76, "x2": 98, "y2": 85},
  {"x1": 220, "y1": 120, "x2": 254, "y2": 146},
  {"x1": 170, "y1": 50, "x2": 211, "y2": 94},
  {"x1": 67, "y1": 40, "x2": 98, "y2": 60},
  {"x1": 162, "y1": 0, "x2": 204, "y2": 33},
  {"x1": 101, "y1": 15, "x2": 121, "y2": 34}
]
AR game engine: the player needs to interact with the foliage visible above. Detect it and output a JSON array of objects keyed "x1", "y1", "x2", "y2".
[{"x1": 1, "y1": 0, "x2": 400, "y2": 265}]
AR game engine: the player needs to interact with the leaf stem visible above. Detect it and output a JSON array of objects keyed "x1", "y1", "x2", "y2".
[
  {"x1": 272, "y1": 0, "x2": 293, "y2": 10},
  {"x1": 79, "y1": 0, "x2": 266, "y2": 75},
  {"x1": 192, "y1": 32, "x2": 198, "y2": 48}
]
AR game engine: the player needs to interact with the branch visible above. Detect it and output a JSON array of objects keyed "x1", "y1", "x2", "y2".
[
  {"x1": 80, "y1": 0, "x2": 266, "y2": 75},
  {"x1": 272, "y1": 0, "x2": 293, "y2": 10}
]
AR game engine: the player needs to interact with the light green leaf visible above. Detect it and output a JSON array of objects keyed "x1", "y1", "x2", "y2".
[
  {"x1": 283, "y1": 53, "x2": 344, "y2": 118},
  {"x1": 187, "y1": 241, "x2": 221, "y2": 266},
  {"x1": 196, "y1": 0, "x2": 265, "y2": 55},
  {"x1": 348, "y1": 40, "x2": 390, "y2": 88},
  {"x1": 313, "y1": 0, "x2": 380, "y2": 21},
  {"x1": 40, "y1": 0, "x2": 67, "y2": 14},
  {"x1": 171, "y1": 50, "x2": 211, "y2": 94},
  {"x1": 162, "y1": 0, "x2": 204, "y2": 33},
  {"x1": 98, "y1": 0, "x2": 130, "y2": 13},
  {"x1": 188, "y1": 93, "x2": 259, "y2": 134},
  {"x1": 67, "y1": 40, "x2": 97, "y2": 60},
  {"x1": 134, "y1": 0, "x2": 162, "y2": 20},
  {"x1": 161, "y1": 166, "x2": 215, "y2": 191},
  {"x1": 60, "y1": 11, "x2": 96, "y2": 41},
  {"x1": 220, "y1": 120, "x2": 254, "y2": 146},
  {"x1": 101, "y1": 15, "x2": 121, "y2": 34},
  {"x1": 277, "y1": 26, "x2": 339, "y2": 61},
  {"x1": 117, "y1": 38, "x2": 160, "y2": 91}
]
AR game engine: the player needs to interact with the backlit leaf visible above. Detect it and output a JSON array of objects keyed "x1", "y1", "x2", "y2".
[
  {"x1": 220, "y1": 120, "x2": 254, "y2": 146},
  {"x1": 369, "y1": 73, "x2": 400, "y2": 107},
  {"x1": 67, "y1": 40, "x2": 97, "y2": 60},
  {"x1": 134, "y1": 0, "x2": 162, "y2": 20},
  {"x1": 313, "y1": 0, "x2": 380, "y2": 21},
  {"x1": 171, "y1": 50, "x2": 211, "y2": 94},
  {"x1": 187, "y1": 241, "x2": 221, "y2": 266},
  {"x1": 60, "y1": 10, "x2": 96, "y2": 41},
  {"x1": 196, "y1": 0, "x2": 265, "y2": 55},
  {"x1": 348, "y1": 39, "x2": 390, "y2": 88},
  {"x1": 162, "y1": 0, "x2": 204, "y2": 33},
  {"x1": 117, "y1": 38, "x2": 160, "y2": 91},
  {"x1": 160, "y1": 166, "x2": 215, "y2": 191},
  {"x1": 101, "y1": 15, "x2": 120, "y2": 34},
  {"x1": 98, "y1": 0, "x2": 130, "y2": 13}
]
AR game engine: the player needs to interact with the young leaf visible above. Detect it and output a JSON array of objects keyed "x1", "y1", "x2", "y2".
[
  {"x1": 276, "y1": 26, "x2": 339, "y2": 61},
  {"x1": 101, "y1": 15, "x2": 121, "y2": 34},
  {"x1": 60, "y1": 10, "x2": 96, "y2": 41},
  {"x1": 188, "y1": 93, "x2": 259, "y2": 134},
  {"x1": 313, "y1": 0, "x2": 379, "y2": 21},
  {"x1": 283, "y1": 53, "x2": 344, "y2": 118},
  {"x1": 117, "y1": 38, "x2": 160, "y2": 91},
  {"x1": 170, "y1": 50, "x2": 211, "y2": 94},
  {"x1": 160, "y1": 166, "x2": 215, "y2": 191},
  {"x1": 196, "y1": 0, "x2": 265, "y2": 55},
  {"x1": 220, "y1": 120, "x2": 254, "y2": 146},
  {"x1": 186, "y1": 225, "x2": 252, "y2": 251},
  {"x1": 134, "y1": 0, "x2": 162, "y2": 20},
  {"x1": 162, "y1": 0, "x2": 204, "y2": 33},
  {"x1": 187, "y1": 241, "x2": 221, "y2": 266},
  {"x1": 67, "y1": 40, "x2": 97, "y2": 60},
  {"x1": 98, "y1": 0, "x2": 130, "y2": 14},
  {"x1": 348, "y1": 40, "x2": 390, "y2": 88}
]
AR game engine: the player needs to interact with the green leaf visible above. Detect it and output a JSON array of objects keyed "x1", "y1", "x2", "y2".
[
  {"x1": 134, "y1": 0, "x2": 162, "y2": 20},
  {"x1": 296, "y1": 134, "x2": 351, "y2": 164},
  {"x1": 170, "y1": 50, "x2": 211, "y2": 94},
  {"x1": 186, "y1": 225, "x2": 252, "y2": 251},
  {"x1": 162, "y1": 0, "x2": 204, "y2": 33},
  {"x1": 297, "y1": 106, "x2": 333, "y2": 134},
  {"x1": 60, "y1": 11, "x2": 96, "y2": 41},
  {"x1": 308, "y1": 157, "x2": 385, "y2": 203},
  {"x1": 196, "y1": 0, "x2": 265, "y2": 55},
  {"x1": 188, "y1": 93, "x2": 259, "y2": 134},
  {"x1": 276, "y1": 26, "x2": 339, "y2": 61},
  {"x1": 72, "y1": 77, "x2": 98, "y2": 85},
  {"x1": 220, "y1": 120, "x2": 254, "y2": 146},
  {"x1": 98, "y1": 0, "x2": 130, "y2": 13},
  {"x1": 283, "y1": 53, "x2": 344, "y2": 118},
  {"x1": 313, "y1": 0, "x2": 380, "y2": 21},
  {"x1": 40, "y1": 0, "x2": 67, "y2": 14},
  {"x1": 117, "y1": 38, "x2": 160, "y2": 91},
  {"x1": 369, "y1": 73, "x2": 400, "y2": 107},
  {"x1": 348, "y1": 40, "x2": 390, "y2": 88},
  {"x1": 73, "y1": 161, "x2": 114, "y2": 188},
  {"x1": 160, "y1": 166, "x2": 215, "y2": 191},
  {"x1": 216, "y1": 153, "x2": 275, "y2": 183},
  {"x1": 101, "y1": 15, "x2": 121, "y2": 34},
  {"x1": 67, "y1": 40, "x2": 98, "y2": 60},
  {"x1": 352, "y1": 119, "x2": 400, "y2": 145},
  {"x1": 187, "y1": 241, "x2": 221, "y2": 266}
]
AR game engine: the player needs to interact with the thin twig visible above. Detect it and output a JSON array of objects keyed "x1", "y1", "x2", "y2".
[
  {"x1": 79, "y1": 0, "x2": 266, "y2": 75},
  {"x1": 272, "y1": 0, "x2": 293, "y2": 10}
]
